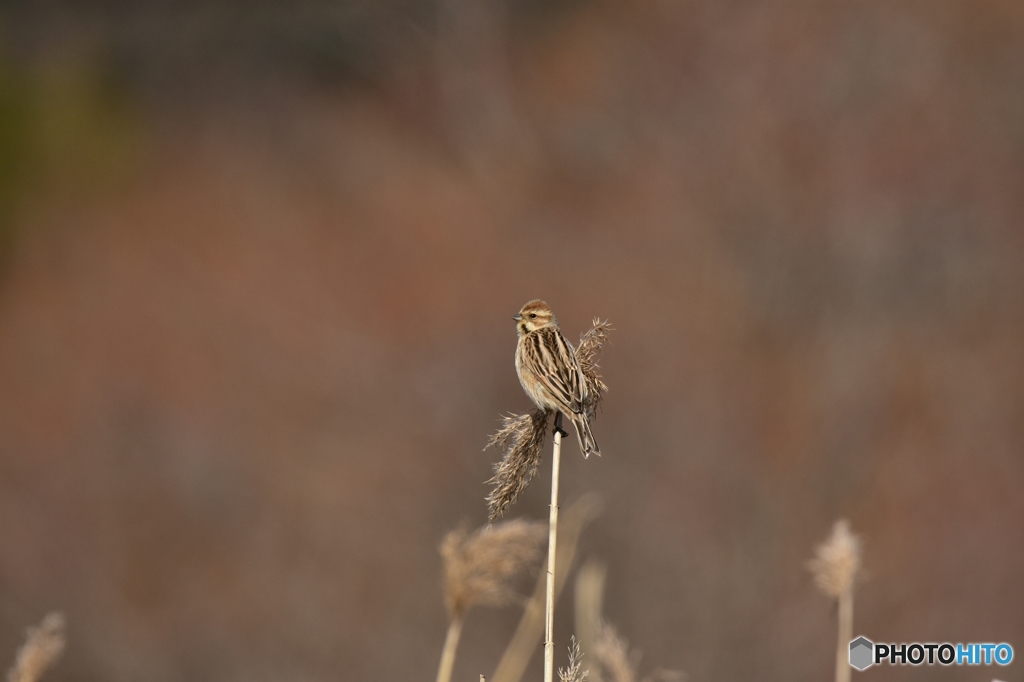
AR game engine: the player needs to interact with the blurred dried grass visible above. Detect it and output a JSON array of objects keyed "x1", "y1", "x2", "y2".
[
  {"x1": 6, "y1": 613, "x2": 64, "y2": 682},
  {"x1": 809, "y1": 520, "x2": 862, "y2": 682},
  {"x1": 437, "y1": 519, "x2": 546, "y2": 682},
  {"x1": 441, "y1": 519, "x2": 547, "y2": 619},
  {"x1": 574, "y1": 560, "x2": 683, "y2": 682},
  {"x1": 808, "y1": 519, "x2": 861, "y2": 601},
  {"x1": 492, "y1": 495, "x2": 602, "y2": 682}
]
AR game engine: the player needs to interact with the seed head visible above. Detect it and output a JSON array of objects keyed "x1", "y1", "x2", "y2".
[
  {"x1": 559, "y1": 636, "x2": 590, "y2": 682},
  {"x1": 808, "y1": 519, "x2": 862, "y2": 599},
  {"x1": 440, "y1": 519, "x2": 547, "y2": 619},
  {"x1": 7, "y1": 613, "x2": 65, "y2": 682},
  {"x1": 485, "y1": 409, "x2": 549, "y2": 521},
  {"x1": 576, "y1": 320, "x2": 612, "y2": 419}
]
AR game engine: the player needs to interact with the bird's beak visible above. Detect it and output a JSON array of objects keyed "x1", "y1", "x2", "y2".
[{"x1": 512, "y1": 314, "x2": 523, "y2": 321}]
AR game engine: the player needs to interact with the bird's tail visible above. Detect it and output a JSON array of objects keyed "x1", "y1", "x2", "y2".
[{"x1": 569, "y1": 413, "x2": 600, "y2": 458}]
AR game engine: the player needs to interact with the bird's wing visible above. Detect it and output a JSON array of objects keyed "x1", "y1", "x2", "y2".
[{"x1": 523, "y1": 329, "x2": 586, "y2": 414}]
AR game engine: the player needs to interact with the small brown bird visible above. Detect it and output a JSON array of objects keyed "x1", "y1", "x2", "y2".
[{"x1": 513, "y1": 300, "x2": 600, "y2": 457}]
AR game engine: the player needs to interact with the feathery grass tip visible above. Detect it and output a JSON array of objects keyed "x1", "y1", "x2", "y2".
[
  {"x1": 559, "y1": 636, "x2": 589, "y2": 682},
  {"x1": 576, "y1": 320, "x2": 612, "y2": 419},
  {"x1": 808, "y1": 519, "x2": 862, "y2": 599},
  {"x1": 7, "y1": 613, "x2": 65, "y2": 682},
  {"x1": 485, "y1": 409, "x2": 550, "y2": 521},
  {"x1": 440, "y1": 518, "x2": 547, "y2": 619},
  {"x1": 809, "y1": 519, "x2": 862, "y2": 682},
  {"x1": 593, "y1": 622, "x2": 639, "y2": 682}
]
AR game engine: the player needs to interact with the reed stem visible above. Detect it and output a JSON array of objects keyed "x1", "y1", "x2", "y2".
[
  {"x1": 543, "y1": 419, "x2": 563, "y2": 682},
  {"x1": 490, "y1": 494, "x2": 602, "y2": 682},
  {"x1": 836, "y1": 589, "x2": 853, "y2": 682},
  {"x1": 436, "y1": 615, "x2": 464, "y2": 682}
]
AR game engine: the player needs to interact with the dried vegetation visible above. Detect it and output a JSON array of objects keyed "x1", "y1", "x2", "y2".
[{"x1": 6, "y1": 613, "x2": 65, "y2": 682}]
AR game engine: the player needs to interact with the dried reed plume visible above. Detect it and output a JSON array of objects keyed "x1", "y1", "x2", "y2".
[
  {"x1": 809, "y1": 519, "x2": 861, "y2": 599},
  {"x1": 485, "y1": 320, "x2": 611, "y2": 521},
  {"x1": 485, "y1": 409, "x2": 550, "y2": 521},
  {"x1": 576, "y1": 320, "x2": 612, "y2": 419},
  {"x1": 808, "y1": 519, "x2": 862, "y2": 682},
  {"x1": 593, "y1": 625, "x2": 685, "y2": 682},
  {"x1": 593, "y1": 623, "x2": 638, "y2": 682},
  {"x1": 442, "y1": 519, "x2": 547, "y2": 617},
  {"x1": 7, "y1": 613, "x2": 65, "y2": 682},
  {"x1": 436, "y1": 519, "x2": 547, "y2": 682},
  {"x1": 559, "y1": 636, "x2": 589, "y2": 682}
]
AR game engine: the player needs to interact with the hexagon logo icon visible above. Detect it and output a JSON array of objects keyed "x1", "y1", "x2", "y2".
[{"x1": 849, "y1": 636, "x2": 874, "y2": 671}]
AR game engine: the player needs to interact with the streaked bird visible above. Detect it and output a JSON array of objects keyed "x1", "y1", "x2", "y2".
[{"x1": 513, "y1": 300, "x2": 600, "y2": 458}]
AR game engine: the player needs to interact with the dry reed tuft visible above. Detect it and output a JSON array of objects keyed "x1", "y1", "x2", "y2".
[
  {"x1": 809, "y1": 519, "x2": 862, "y2": 682},
  {"x1": 593, "y1": 623, "x2": 639, "y2": 682},
  {"x1": 576, "y1": 320, "x2": 612, "y2": 419},
  {"x1": 7, "y1": 613, "x2": 65, "y2": 682},
  {"x1": 593, "y1": 624, "x2": 685, "y2": 682},
  {"x1": 441, "y1": 519, "x2": 547, "y2": 619},
  {"x1": 485, "y1": 409, "x2": 550, "y2": 521},
  {"x1": 808, "y1": 519, "x2": 861, "y2": 599},
  {"x1": 559, "y1": 636, "x2": 589, "y2": 682},
  {"x1": 436, "y1": 519, "x2": 547, "y2": 682}
]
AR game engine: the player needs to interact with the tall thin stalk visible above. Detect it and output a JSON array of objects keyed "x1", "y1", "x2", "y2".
[
  {"x1": 491, "y1": 494, "x2": 603, "y2": 682},
  {"x1": 543, "y1": 422, "x2": 564, "y2": 682},
  {"x1": 836, "y1": 589, "x2": 853, "y2": 682},
  {"x1": 808, "y1": 520, "x2": 861, "y2": 682},
  {"x1": 436, "y1": 616, "x2": 464, "y2": 682}
]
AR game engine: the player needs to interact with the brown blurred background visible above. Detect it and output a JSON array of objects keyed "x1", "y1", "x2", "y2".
[{"x1": 1, "y1": 2, "x2": 1022, "y2": 681}]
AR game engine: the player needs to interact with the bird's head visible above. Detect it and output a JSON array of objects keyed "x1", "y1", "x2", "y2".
[{"x1": 513, "y1": 300, "x2": 558, "y2": 336}]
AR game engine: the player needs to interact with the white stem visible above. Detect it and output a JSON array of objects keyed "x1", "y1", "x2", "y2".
[
  {"x1": 836, "y1": 590, "x2": 853, "y2": 682},
  {"x1": 436, "y1": 616, "x2": 464, "y2": 682},
  {"x1": 544, "y1": 428, "x2": 563, "y2": 682}
]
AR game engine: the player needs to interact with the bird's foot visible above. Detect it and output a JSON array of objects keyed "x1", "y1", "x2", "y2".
[{"x1": 554, "y1": 412, "x2": 569, "y2": 438}]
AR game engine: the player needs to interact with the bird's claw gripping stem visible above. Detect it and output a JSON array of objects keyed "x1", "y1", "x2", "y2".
[{"x1": 554, "y1": 412, "x2": 569, "y2": 438}]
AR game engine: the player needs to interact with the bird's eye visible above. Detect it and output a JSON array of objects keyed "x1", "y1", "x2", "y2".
[{"x1": 529, "y1": 313, "x2": 537, "y2": 319}]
